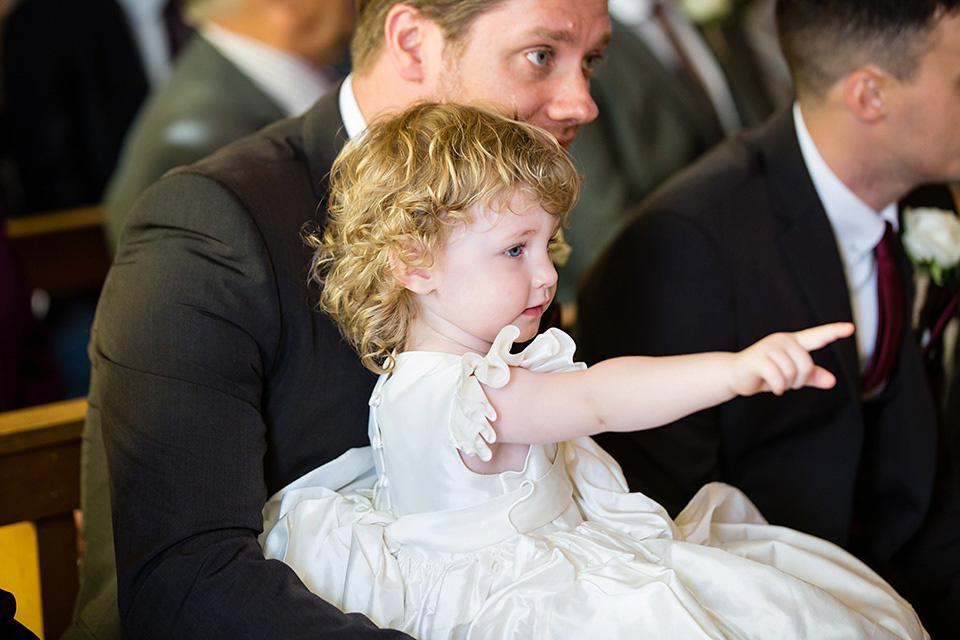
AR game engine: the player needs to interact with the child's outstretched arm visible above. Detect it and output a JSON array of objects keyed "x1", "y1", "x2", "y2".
[{"x1": 484, "y1": 322, "x2": 855, "y2": 445}]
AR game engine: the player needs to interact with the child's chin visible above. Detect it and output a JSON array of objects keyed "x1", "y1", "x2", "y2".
[{"x1": 516, "y1": 324, "x2": 539, "y2": 342}]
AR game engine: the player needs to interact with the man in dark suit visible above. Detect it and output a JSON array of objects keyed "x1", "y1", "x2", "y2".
[
  {"x1": 75, "y1": 1, "x2": 611, "y2": 638},
  {"x1": 69, "y1": 2, "x2": 352, "y2": 636},
  {"x1": 103, "y1": 0, "x2": 354, "y2": 253},
  {"x1": 577, "y1": 0, "x2": 960, "y2": 635}
]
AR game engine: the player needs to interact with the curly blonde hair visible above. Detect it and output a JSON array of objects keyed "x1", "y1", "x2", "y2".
[{"x1": 307, "y1": 102, "x2": 580, "y2": 373}]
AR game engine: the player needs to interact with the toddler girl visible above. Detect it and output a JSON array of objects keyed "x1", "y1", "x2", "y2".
[{"x1": 260, "y1": 103, "x2": 926, "y2": 639}]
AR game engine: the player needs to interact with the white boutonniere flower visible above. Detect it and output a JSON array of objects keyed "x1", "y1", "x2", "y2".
[
  {"x1": 902, "y1": 207, "x2": 960, "y2": 288},
  {"x1": 679, "y1": 0, "x2": 733, "y2": 24}
]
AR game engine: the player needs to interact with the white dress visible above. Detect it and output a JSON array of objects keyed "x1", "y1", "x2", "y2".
[{"x1": 261, "y1": 327, "x2": 927, "y2": 639}]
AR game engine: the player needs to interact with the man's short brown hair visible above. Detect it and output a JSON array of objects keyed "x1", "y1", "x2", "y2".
[
  {"x1": 351, "y1": 0, "x2": 509, "y2": 74},
  {"x1": 777, "y1": 0, "x2": 960, "y2": 99}
]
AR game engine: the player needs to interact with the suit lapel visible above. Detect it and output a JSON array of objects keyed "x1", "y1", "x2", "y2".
[
  {"x1": 301, "y1": 79, "x2": 348, "y2": 205},
  {"x1": 760, "y1": 110, "x2": 862, "y2": 398}
]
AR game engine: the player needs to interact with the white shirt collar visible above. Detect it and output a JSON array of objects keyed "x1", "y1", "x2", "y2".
[
  {"x1": 793, "y1": 102, "x2": 899, "y2": 374},
  {"x1": 338, "y1": 74, "x2": 368, "y2": 140},
  {"x1": 200, "y1": 22, "x2": 332, "y2": 117},
  {"x1": 792, "y1": 102, "x2": 897, "y2": 266}
]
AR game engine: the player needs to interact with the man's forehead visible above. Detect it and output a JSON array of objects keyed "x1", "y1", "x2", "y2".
[
  {"x1": 527, "y1": 26, "x2": 613, "y2": 48},
  {"x1": 471, "y1": 0, "x2": 611, "y2": 44}
]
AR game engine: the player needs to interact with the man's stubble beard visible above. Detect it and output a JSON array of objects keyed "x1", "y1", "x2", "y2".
[
  {"x1": 435, "y1": 48, "x2": 525, "y2": 123},
  {"x1": 436, "y1": 47, "x2": 469, "y2": 105}
]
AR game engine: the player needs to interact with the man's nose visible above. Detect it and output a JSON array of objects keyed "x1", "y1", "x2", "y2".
[{"x1": 546, "y1": 69, "x2": 598, "y2": 125}]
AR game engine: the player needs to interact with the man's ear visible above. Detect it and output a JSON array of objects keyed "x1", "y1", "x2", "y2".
[
  {"x1": 389, "y1": 246, "x2": 435, "y2": 294},
  {"x1": 383, "y1": 4, "x2": 437, "y2": 82},
  {"x1": 844, "y1": 67, "x2": 888, "y2": 122}
]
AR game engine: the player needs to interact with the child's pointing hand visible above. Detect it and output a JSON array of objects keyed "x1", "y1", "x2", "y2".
[{"x1": 730, "y1": 322, "x2": 855, "y2": 397}]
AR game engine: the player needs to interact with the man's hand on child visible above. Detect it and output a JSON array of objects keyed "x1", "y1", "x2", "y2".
[{"x1": 730, "y1": 322, "x2": 855, "y2": 397}]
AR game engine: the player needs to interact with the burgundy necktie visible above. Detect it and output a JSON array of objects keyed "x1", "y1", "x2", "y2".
[{"x1": 862, "y1": 222, "x2": 903, "y2": 393}]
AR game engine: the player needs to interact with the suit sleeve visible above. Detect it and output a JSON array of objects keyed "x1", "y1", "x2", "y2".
[
  {"x1": 576, "y1": 209, "x2": 738, "y2": 516},
  {"x1": 92, "y1": 173, "x2": 410, "y2": 638}
]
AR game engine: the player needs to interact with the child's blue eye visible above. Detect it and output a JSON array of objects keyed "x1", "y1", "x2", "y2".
[{"x1": 505, "y1": 245, "x2": 524, "y2": 257}]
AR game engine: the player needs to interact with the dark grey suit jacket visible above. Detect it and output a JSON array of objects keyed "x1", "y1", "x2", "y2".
[
  {"x1": 577, "y1": 108, "x2": 941, "y2": 564},
  {"x1": 104, "y1": 36, "x2": 288, "y2": 253},
  {"x1": 72, "y1": 85, "x2": 411, "y2": 639},
  {"x1": 558, "y1": 15, "x2": 778, "y2": 302}
]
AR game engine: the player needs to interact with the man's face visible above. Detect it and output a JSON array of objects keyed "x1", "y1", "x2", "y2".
[
  {"x1": 431, "y1": 0, "x2": 610, "y2": 148},
  {"x1": 291, "y1": 0, "x2": 357, "y2": 67},
  {"x1": 887, "y1": 12, "x2": 960, "y2": 184}
]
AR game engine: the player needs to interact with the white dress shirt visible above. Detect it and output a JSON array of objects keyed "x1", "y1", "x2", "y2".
[
  {"x1": 201, "y1": 22, "x2": 334, "y2": 118},
  {"x1": 608, "y1": 0, "x2": 741, "y2": 133},
  {"x1": 338, "y1": 74, "x2": 367, "y2": 140},
  {"x1": 793, "y1": 103, "x2": 898, "y2": 370}
]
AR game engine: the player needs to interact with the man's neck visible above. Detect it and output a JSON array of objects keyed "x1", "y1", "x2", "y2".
[
  {"x1": 353, "y1": 63, "x2": 412, "y2": 122},
  {"x1": 351, "y1": 61, "x2": 429, "y2": 126},
  {"x1": 799, "y1": 100, "x2": 911, "y2": 211}
]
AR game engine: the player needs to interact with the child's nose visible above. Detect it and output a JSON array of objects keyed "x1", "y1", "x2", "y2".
[{"x1": 533, "y1": 254, "x2": 558, "y2": 289}]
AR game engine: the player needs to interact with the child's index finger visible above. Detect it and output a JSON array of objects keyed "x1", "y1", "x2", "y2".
[{"x1": 793, "y1": 322, "x2": 856, "y2": 352}]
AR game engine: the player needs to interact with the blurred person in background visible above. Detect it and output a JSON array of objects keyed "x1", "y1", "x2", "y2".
[
  {"x1": 558, "y1": 0, "x2": 789, "y2": 309},
  {"x1": 104, "y1": 0, "x2": 354, "y2": 252}
]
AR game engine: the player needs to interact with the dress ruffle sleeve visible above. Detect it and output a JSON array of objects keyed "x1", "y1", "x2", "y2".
[{"x1": 451, "y1": 326, "x2": 586, "y2": 461}]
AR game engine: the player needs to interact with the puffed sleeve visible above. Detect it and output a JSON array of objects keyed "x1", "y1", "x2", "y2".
[{"x1": 451, "y1": 326, "x2": 586, "y2": 461}]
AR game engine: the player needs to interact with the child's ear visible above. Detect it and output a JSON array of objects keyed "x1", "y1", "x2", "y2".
[{"x1": 389, "y1": 247, "x2": 435, "y2": 294}]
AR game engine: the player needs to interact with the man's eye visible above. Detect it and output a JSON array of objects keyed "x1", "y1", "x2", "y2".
[
  {"x1": 505, "y1": 245, "x2": 524, "y2": 257},
  {"x1": 583, "y1": 52, "x2": 605, "y2": 73},
  {"x1": 525, "y1": 49, "x2": 551, "y2": 67}
]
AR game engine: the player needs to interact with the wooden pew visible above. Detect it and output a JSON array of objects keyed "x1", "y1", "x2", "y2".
[
  {"x1": 5, "y1": 205, "x2": 110, "y2": 296},
  {"x1": 0, "y1": 397, "x2": 86, "y2": 639}
]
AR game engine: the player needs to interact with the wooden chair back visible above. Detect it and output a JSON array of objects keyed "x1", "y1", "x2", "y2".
[
  {"x1": 5, "y1": 205, "x2": 110, "y2": 296},
  {"x1": 0, "y1": 397, "x2": 86, "y2": 639}
]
